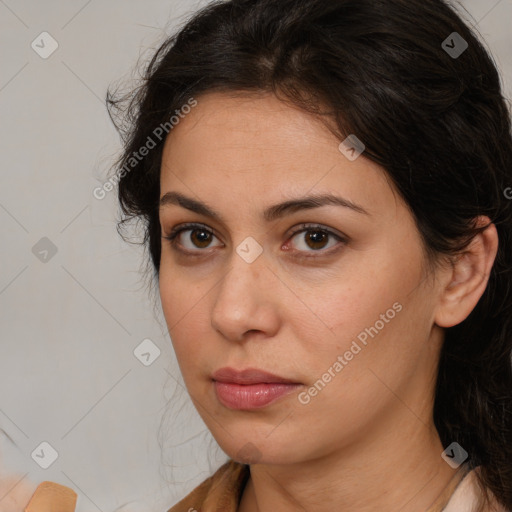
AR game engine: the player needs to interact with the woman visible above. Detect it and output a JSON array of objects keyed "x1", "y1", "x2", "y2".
[{"x1": 107, "y1": 0, "x2": 512, "y2": 510}]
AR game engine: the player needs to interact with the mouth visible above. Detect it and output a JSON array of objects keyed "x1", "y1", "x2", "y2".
[{"x1": 211, "y1": 367, "x2": 303, "y2": 410}]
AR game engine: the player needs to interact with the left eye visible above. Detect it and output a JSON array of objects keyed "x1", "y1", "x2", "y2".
[{"x1": 288, "y1": 225, "x2": 345, "y2": 252}]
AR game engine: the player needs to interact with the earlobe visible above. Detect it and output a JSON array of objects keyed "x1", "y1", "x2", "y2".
[{"x1": 434, "y1": 217, "x2": 498, "y2": 328}]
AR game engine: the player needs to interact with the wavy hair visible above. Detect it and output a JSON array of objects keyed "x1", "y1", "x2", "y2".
[{"x1": 107, "y1": 0, "x2": 512, "y2": 508}]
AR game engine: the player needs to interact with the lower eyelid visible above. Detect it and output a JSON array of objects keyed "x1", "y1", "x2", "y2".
[
  {"x1": 287, "y1": 242, "x2": 345, "y2": 259},
  {"x1": 290, "y1": 243, "x2": 345, "y2": 259}
]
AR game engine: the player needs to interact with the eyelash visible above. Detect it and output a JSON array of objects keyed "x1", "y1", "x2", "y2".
[{"x1": 162, "y1": 222, "x2": 347, "y2": 259}]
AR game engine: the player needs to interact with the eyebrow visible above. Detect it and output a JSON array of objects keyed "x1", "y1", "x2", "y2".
[{"x1": 159, "y1": 191, "x2": 370, "y2": 222}]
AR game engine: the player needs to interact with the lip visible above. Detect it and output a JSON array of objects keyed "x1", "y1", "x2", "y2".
[
  {"x1": 212, "y1": 367, "x2": 302, "y2": 410},
  {"x1": 212, "y1": 367, "x2": 300, "y2": 385}
]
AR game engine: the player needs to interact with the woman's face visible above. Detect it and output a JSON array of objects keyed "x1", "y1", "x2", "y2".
[{"x1": 158, "y1": 91, "x2": 446, "y2": 465}]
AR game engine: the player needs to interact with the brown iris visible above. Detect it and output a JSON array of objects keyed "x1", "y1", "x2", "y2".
[
  {"x1": 304, "y1": 230, "x2": 329, "y2": 250},
  {"x1": 190, "y1": 228, "x2": 213, "y2": 248}
]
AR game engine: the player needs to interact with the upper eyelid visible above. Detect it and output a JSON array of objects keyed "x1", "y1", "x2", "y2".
[
  {"x1": 167, "y1": 222, "x2": 220, "y2": 239},
  {"x1": 288, "y1": 223, "x2": 345, "y2": 239},
  {"x1": 166, "y1": 222, "x2": 341, "y2": 237}
]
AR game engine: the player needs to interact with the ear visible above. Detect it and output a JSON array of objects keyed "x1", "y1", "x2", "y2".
[{"x1": 434, "y1": 216, "x2": 498, "y2": 328}]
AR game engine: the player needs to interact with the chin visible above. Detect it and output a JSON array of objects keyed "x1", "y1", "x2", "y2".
[{"x1": 221, "y1": 436, "x2": 307, "y2": 466}]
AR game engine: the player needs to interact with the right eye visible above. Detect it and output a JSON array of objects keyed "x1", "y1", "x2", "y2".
[{"x1": 162, "y1": 223, "x2": 224, "y2": 253}]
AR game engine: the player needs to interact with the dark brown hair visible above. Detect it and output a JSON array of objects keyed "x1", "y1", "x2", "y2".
[{"x1": 107, "y1": 0, "x2": 512, "y2": 508}]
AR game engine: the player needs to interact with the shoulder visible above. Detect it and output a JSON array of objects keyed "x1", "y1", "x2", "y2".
[
  {"x1": 166, "y1": 459, "x2": 250, "y2": 512},
  {"x1": 443, "y1": 466, "x2": 509, "y2": 512}
]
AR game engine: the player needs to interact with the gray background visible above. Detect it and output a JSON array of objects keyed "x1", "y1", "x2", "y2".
[{"x1": 0, "y1": 1, "x2": 510, "y2": 511}]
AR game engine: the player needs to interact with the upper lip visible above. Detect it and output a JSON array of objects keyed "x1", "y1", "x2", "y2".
[{"x1": 212, "y1": 367, "x2": 301, "y2": 385}]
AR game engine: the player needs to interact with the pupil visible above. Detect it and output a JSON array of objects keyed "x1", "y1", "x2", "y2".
[
  {"x1": 192, "y1": 229, "x2": 211, "y2": 248},
  {"x1": 307, "y1": 230, "x2": 327, "y2": 249}
]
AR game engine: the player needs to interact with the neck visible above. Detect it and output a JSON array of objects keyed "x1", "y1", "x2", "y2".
[{"x1": 238, "y1": 410, "x2": 463, "y2": 512}]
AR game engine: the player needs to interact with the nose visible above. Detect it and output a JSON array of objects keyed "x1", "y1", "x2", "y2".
[{"x1": 210, "y1": 251, "x2": 281, "y2": 343}]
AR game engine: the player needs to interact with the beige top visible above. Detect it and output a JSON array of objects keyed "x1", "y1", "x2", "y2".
[
  {"x1": 22, "y1": 461, "x2": 508, "y2": 512},
  {"x1": 166, "y1": 460, "x2": 508, "y2": 512}
]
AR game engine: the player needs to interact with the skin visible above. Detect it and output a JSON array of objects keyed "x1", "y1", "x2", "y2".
[
  {"x1": 158, "y1": 91, "x2": 498, "y2": 512},
  {"x1": 0, "y1": 475, "x2": 36, "y2": 512}
]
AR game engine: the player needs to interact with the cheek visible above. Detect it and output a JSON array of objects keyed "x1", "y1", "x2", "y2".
[
  {"x1": 294, "y1": 283, "x2": 431, "y2": 425},
  {"x1": 287, "y1": 268, "x2": 407, "y2": 353},
  {"x1": 159, "y1": 258, "x2": 213, "y2": 323},
  {"x1": 159, "y1": 267, "x2": 184, "y2": 328},
  {"x1": 286, "y1": 248, "x2": 426, "y2": 388},
  {"x1": 159, "y1": 267, "x2": 209, "y2": 369}
]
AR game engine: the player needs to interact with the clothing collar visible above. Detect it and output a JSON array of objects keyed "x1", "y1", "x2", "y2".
[{"x1": 167, "y1": 460, "x2": 504, "y2": 512}]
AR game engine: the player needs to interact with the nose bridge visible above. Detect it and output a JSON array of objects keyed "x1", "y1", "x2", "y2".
[
  {"x1": 211, "y1": 244, "x2": 278, "y2": 340},
  {"x1": 216, "y1": 246, "x2": 265, "y2": 311},
  {"x1": 220, "y1": 233, "x2": 267, "y2": 298}
]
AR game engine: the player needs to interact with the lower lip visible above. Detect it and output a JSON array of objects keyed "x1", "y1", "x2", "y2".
[{"x1": 213, "y1": 381, "x2": 302, "y2": 410}]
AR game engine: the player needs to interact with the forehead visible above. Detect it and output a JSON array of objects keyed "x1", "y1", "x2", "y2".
[
  {"x1": 163, "y1": 91, "x2": 335, "y2": 161},
  {"x1": 159, "y1": 91, "x2": 398, "y2": 221}
]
